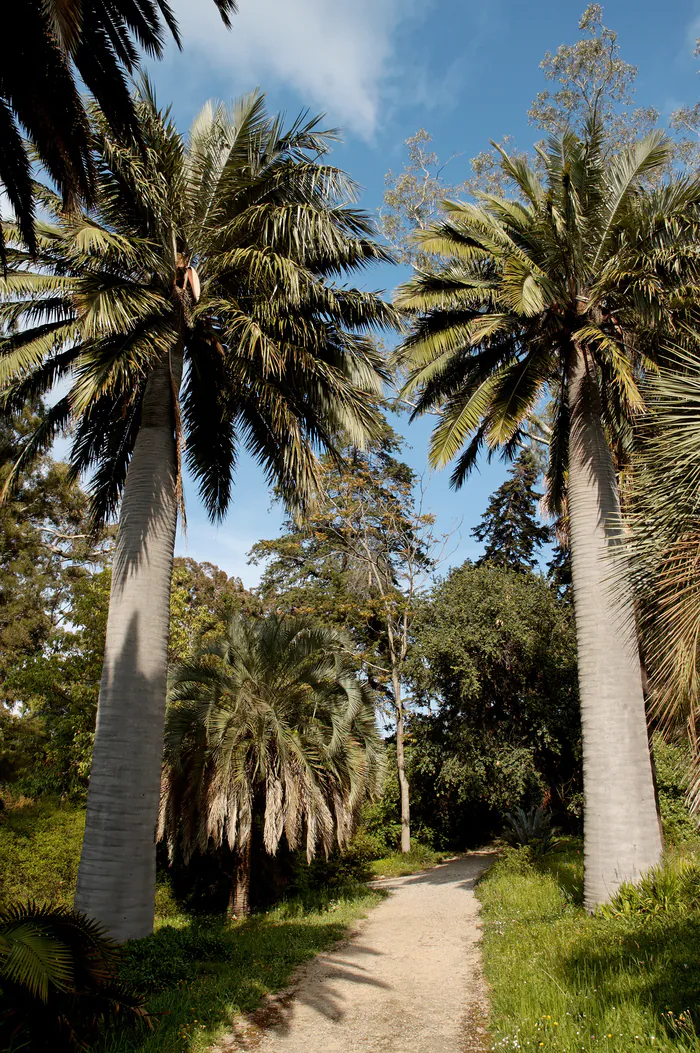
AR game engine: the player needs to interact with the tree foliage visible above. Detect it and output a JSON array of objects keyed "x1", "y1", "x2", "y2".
[
  {"x1": 0, "y1": 87, "x2": 397, "y2": 530},
  {"x1": 471, "y1": 450, "x2": 551, "y2": 572},
  {"x1": 406, "y1": 562, "x2": 581, "y2": 845}
]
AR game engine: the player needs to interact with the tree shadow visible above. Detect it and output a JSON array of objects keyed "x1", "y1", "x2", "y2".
[{"x1": 559, "y1": 911, "x2": 700, "y2": 1038}]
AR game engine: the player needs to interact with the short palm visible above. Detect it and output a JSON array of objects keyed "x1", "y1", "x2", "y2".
[
  {"x1": 395, "y1": 125, "x2": 700, "y2": 907},
  {"x1": 161, "y1": 614, "x2": 383, "y2": 911},
  {"x1": 0, "y1": 88, "x2": 395, "y2": 939}
]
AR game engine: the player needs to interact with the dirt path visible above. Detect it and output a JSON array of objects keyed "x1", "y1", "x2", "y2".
[{"x1": 219, "y1": 851, "x2": 494, "y2": 1053}]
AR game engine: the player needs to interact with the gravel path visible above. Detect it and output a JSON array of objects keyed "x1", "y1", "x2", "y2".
[{"x1": 218, "y1": 851, "x2": 494, "y2": 1053}]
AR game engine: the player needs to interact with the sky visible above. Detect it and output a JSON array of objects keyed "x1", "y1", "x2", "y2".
[{"x1": 139, "y1": 0, "x2": 700, "y2": 587}]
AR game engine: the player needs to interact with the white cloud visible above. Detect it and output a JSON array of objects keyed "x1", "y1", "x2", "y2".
[{"x1": 164, "y1": 0, "x2": 423, "y2": 137}]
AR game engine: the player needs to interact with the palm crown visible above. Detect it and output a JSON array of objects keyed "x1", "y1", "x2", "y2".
[
  {"x1": 395, "y1": 124, "x2": 700, "y2": 508},
  {"x1": 2, "y1": 0, "x2": 234, "y2": 257},
  {"x1": 1, "y1": 87, "x2": 397, "y2": 525}
]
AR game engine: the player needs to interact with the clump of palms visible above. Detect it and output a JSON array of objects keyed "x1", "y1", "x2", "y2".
[
  {"x1": 0, "y1": 87, "x2": 396, "y2": 939},
  {"x1": 395, "y1": 121, "x2": 700, "y2": 908},
  {"x1": 160, "y1": 614, "x2": 384, "y2": 915}
]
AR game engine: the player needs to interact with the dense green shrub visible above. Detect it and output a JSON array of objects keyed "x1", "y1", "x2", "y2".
[
  {"x1": 0, "y1": 797, "x2": 85, "y2": 907},
  {"x1": 653, "y1": 736, "x2": 699, "y2": 845},
  {"x1": 503, "y1": 805, "x2": 560, "y2": 854}
]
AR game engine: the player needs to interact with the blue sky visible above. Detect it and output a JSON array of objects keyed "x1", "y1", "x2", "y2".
[{"x1": 143, "y1": 0, "x2": 700, "y2": 586}]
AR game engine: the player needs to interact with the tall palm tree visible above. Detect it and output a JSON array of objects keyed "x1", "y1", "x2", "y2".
[
  {"x1": 0, "y1": 88, "x2": 396, "y2": 940},
  {"x1": 161, "y1": 614, "x2": 384, "y2": 915},
  {"x1": 2, "y1": 0, "x2": 235, "y2": 258},
  {"x1": 395, "y1": 124, "x2": 700, "y2": 908},
  {"x1": 626, "y1": 346, "x2": 700, "y2": 811}
]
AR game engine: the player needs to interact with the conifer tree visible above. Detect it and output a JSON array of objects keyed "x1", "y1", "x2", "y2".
[{"x1": 471, "y1": 451, "x2": 551, "y2": 573}]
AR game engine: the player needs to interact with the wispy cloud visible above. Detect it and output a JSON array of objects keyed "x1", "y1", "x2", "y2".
[{"x1": 159, "y1": 0, "x2": 426, "y2": 137}]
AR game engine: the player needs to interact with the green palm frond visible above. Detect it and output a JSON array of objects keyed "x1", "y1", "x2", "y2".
[
  {"x1": 395, "y1": 121, "x2": 700, "y2": 515},
  {"x1": 1, "y1": 85, "x2": 397, "y2": 528}
]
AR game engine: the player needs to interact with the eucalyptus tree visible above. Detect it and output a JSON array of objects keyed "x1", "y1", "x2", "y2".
[
  {"x1": 2, "y1": 0, "x2": 234, "y2": 258},
  {"x1": 0, "y1": 89, "x2": 396, "y2": 939},
  {"x1": 161, "y1": 614, "x2": 384, "y2": 915},
  {"x1": 395, "y1": 125, "x2": 700, "y2": 908}
]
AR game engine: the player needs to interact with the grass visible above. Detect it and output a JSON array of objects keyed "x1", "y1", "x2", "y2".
[
  {"x1": 369, "y1": 844, "x2": 449, "y2": 878},
  {"x1": 98, "y1": 886, "x2": 380, "y2": 1053},
  {"x1": 478, "y1": 839, "x2": 700, "y2": 1052}
]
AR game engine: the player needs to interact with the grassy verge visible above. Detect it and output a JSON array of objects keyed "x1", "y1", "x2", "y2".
[
  {"x1": 478, "y1": 839, "x2": 700, "y2": 1052},
  {"x1": 369, "y1": 844, "x2": 449, "y2": 878},
  {"x1": 99, "y1": 886, "x2": 380, "y2": 1053}
]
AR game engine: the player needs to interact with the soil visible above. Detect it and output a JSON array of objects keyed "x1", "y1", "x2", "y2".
[{"x1": 215, "y1": 851, "x2": 495, "y2": 1053}]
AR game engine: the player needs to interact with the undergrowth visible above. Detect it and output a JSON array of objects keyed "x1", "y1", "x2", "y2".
[
  {"x1": 0, "y1": 796, "x2": 85, "y2": 907},
  {"x1": 478, "y1": 839, "x2": 700, "y2": 1052},
  {"x1": 98, "y1": 887, "x2": 380, "y2": 1053}
]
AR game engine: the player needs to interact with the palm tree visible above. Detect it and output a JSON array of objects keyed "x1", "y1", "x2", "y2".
[
  {"x1": 160, "y1": 614, "x2": 384, "y2": 916},
  {"x1": 395, "y1": 124, "x2": 700, "y2": 908},
  {"x1": 2, "y1": 0, "x2": 234, "y2": 258},
  {"x1": 0, "y1": 88, "x2": 396, "y2": 940},
  {"x1": 626, "y1": 347, "x2": 700, "y2": 812}
]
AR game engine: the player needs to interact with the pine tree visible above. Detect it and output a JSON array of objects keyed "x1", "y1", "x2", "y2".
[{"x1": 471, "y1": 451, "x2": 551, "y2": 572}]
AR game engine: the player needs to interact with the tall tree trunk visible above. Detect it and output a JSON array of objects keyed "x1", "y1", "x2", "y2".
[
  {"x1": 75, "y1": 350, "x2": 182, "y2": 941},
  {"x1": 393, "y1": 674, "x2": 411, "y2": 854},
  {"x1": 567, "y1": 347, "x2": 662, "y2": 910},
  {"x1": 229, "y1": 835, "x2": 252, "y2": 917}
]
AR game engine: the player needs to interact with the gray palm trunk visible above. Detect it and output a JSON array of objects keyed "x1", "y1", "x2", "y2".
[
  {"x1": 74, "y1": 349, "x2": 182, "y2": 941},
  {"x1": 567, "y1": 347, "x2": 662, "y2": 910}
]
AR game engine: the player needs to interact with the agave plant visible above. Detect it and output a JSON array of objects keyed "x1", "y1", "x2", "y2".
[
  {"x1": 502, "y1": 806, "x2": 559, "y2": 855},
  {"x1": 0, "y1": 902, "x2": 147, "y2": 1051}
]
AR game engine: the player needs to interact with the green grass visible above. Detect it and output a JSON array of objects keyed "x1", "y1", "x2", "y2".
[
  {"x1": 369, "y1": 843, "x2": 449, "y2": 878},
  {"x1": 99, "y1": 887, "x2": 380, "y2": 1053},
  {"x1": 0, "y1": 796, "x2": 85, "y2": 907},
  {"x1": 478, "y1": 840, "x2": 700, "y2": 1052}
]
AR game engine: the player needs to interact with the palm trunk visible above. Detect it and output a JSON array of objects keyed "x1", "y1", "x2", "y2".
[
  {"x1": 74, "y1": 350, "x2": 182, "y2": 941},
  {"x1": 567, "y1": 347, "x2": 662, "y2": 910},
  {"x1": 228, "y1": 835, "x2": 251, "y2": 917},
  {"x1": 393, "y1": 673, "x2": 411, "y2": 854}
]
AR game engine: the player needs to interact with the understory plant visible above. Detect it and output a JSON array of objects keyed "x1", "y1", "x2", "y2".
[{"x1": 0, "y1": 902, "x2": 147, "y2": 1052}]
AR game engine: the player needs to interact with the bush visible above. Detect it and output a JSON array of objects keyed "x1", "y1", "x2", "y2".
[
  {"x1": 599, "y1": 854, "x2": 700, "y2": 919},
  {"x1": 653, "y1": 736, "x2": 699, "y2": 846},
  {"x1": 119, "y1": 920, "x2": 232, "y2": 992},
  {"x1": 0, "y1": 902, "x2": 147, "y2": 1052},
  {"x1": 0, "y1": 796, "x2": 85, "y2": 907}
]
